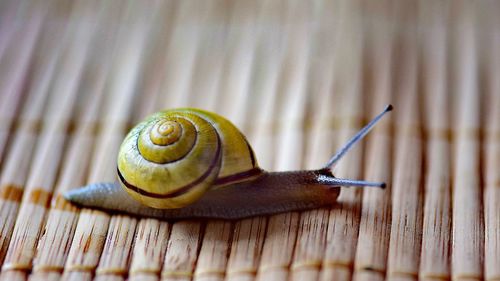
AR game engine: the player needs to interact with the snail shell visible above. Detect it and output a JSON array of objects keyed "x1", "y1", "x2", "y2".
[{"x1": 117, "y1": 108, "x2": 261, "y2": 209}]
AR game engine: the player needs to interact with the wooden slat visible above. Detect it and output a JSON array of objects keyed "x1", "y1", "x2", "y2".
[
  {"x1": 0, "y1": 1, "x2": 40, "y2": 167},
  {"x1": 418, "y1": 2, "x2": 452, "y2": 280},
  {"x1": 318, "y1": 1, "x2": 365, "y2": 280},
  {"x1": 352, "y1": 1, "x2": 394, "y2": 281},
  {"x1": 127, "y1": 2, "x2": 176, "y2": 281},
  {"x1": 161, "y1": 221, "x2": 203, "y2": 281},
  {"x1": 160, "y1": 0, "x2": 212, "y2": 108},
  {"x1": 386, "y1": 4, "x2": 424, "y2": 280},
  {"x1": 303, "y1": 0, "x2": 339, "y2": 170},
  {"x1": 221, "y1": 2, "x2": 284, "y2": 280},
  {"x1": 483, "y1": 4, "x2": 500, "y2": 280},
  {"x1": 129, "y1": 219, "x2": 170, "y2": 281},
  {"x1": 256, "y1": 3, "x2": 312, "y2": 281},
  {"x1": 194, "y1": 2, "x2": 258, "y2": 281},
  {"x1": 157, "y1": 2, "x2": 220, "y2": 281},
  {"x1": 193, "y1": 221, "x2": 231, "y2": 281},
  {"x1": 93, "y1": 3, "x2": 166, "y2": 281},
  {"x1": 450, "y1": 2, "x2": 484, "y2": 281}
]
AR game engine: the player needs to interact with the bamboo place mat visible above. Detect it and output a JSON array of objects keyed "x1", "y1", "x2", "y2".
[{"x1": 0, "y1": 0, "x2": 499, "y2": 281}]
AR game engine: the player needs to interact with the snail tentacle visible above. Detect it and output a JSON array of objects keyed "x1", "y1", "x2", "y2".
[
  {"x1": 323, "y1": 104, "x2": 393, "y2": 169},
  {"x1": 317, "y1": 175, "x2": 386, "y2": 188}
]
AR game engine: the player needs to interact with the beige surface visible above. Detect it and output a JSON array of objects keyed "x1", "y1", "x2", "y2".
[{"x1": 0, "y1": 0, "x2": 498, "y2": 281}]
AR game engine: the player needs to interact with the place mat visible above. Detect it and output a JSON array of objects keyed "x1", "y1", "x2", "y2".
[{"x1": 0, "y1": 1, "x2": 498, "y2": 281}]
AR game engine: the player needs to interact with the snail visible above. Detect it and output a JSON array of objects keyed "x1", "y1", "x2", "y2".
[{"x1": 64, "y1": 105, "x2": 392, "y2": 220}]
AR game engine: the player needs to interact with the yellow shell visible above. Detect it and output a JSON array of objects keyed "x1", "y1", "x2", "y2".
[{"x1": 117, "y1": 108, "x2": 261, "y2": 209}]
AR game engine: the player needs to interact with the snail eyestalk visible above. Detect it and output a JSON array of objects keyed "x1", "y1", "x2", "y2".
[
  {"x1": 317, "y1": 175, "x2": 386, "y2": 189},
  {"x1": 324, "y1": 104, "x2": 393, "y2": 169}
]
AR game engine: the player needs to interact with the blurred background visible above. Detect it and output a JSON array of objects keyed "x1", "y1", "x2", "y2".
[
  {"x1": 0, "y1": 0, "x2": 497, "y2": 169},
  {"x1": 0, "y1": 1, "x2": 499, "y2": 281}
]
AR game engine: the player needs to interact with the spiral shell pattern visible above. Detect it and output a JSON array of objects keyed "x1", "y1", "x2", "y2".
[{"x1": 117, "y1": 108, "x2": 260, "y2": 209}]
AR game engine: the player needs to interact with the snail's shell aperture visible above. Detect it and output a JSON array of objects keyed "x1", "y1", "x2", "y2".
[{"x1": 117, "y1": 108, "x2": 260, "y2": 209}]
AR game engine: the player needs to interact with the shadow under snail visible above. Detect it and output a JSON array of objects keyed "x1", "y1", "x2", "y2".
[{"x1": 65, "y1": 105, "x2": 392, "y2": 219}]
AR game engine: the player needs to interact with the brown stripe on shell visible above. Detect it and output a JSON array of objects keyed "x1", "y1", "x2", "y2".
[
  {"x1": 213, "y1": 167, "x2": 263, "y2": 186},
  {"x1": 118, "y1": 135, "x2": 222, "y2": 199}
]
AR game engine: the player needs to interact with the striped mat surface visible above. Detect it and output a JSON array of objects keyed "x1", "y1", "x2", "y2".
[{"x1": 0, "y1": 1, "x2": 498, "y2": 281}]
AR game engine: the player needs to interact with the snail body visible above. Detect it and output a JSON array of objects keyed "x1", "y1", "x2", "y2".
[
  {"x1": 65, "y1": 170, "x2": 340, "y2": 219},
  {"x1": 65, "y1": 105, "x2": 392, "y2": 219}
]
